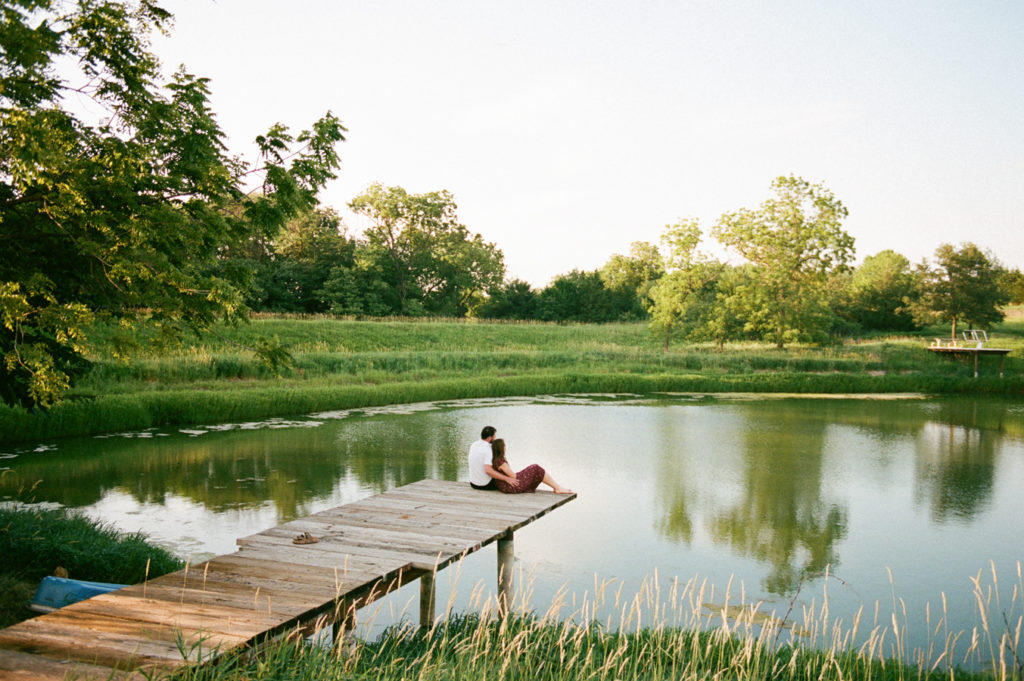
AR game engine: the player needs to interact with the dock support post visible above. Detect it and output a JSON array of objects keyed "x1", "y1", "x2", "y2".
[
  {"x1": 419, "y1": 570, "x2": 435, "y2": 628},
  {"x1": 497, "y1": 530, "x2": 514, "y2": 615}
]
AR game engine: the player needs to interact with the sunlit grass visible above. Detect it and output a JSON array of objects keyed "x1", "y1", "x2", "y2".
[
  {"x1": 2, "y1": 317, "x2": 1021, "y2": 444},
  {"x1": 171, "y1": 562, "x2": 1022, "y2": 681}
]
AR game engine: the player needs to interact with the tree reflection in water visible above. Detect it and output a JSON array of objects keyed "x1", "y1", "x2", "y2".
[
  {"x1": 914, "y1": 424, "x2": 998, "y2": 523},
  {"x1": 651, "y1": 398, "x2": 1013, "y2": 597},
  {"x1": 0, "y1": 411, "x2": 465, "y2": 524},
  {"x1": 707, "y1": 402, "x2": 847, "y2": 595}
]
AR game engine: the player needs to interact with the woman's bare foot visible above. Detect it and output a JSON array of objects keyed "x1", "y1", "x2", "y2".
[{"x1": 542, "y1": 472, "x2": 572, "y2": 494}]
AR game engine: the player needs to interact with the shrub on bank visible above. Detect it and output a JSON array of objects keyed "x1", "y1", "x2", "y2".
[
  {"x1": 0, "y1": 507, "x2": 183, "y2": 627},
  {"x1": 0, "y1": 507, "x2": 182, "y2": 585}
]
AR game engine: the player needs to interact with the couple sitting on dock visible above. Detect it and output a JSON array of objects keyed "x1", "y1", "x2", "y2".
[{"x1": 468, "y1": 426, "x2": 573, "y2": 494}]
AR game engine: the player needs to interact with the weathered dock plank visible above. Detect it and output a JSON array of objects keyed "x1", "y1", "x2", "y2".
[
  {"x1": 0, "y1": 647, "x2": 144, "y2": 681},
  {"x1": 285, "y1": 511, "x2": 497, "y2": 543}
]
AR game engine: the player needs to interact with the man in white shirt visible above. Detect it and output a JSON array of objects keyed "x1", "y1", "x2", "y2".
[{"x1": 468, "y1": 425, "x2": 518, "y2": 490}]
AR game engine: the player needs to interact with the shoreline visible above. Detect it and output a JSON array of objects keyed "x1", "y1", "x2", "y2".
[
  {"x1": 4, "y1": 375, "x2": 1023, "y2": 446},
  {"x1": 2, "y1": 317, "x2": 1021, "y2": 445}
]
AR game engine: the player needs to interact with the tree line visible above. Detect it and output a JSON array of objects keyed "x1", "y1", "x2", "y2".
[
  {"x1": 239, "y1": 176, "x2": 1022, "y2": 351},
  {"x1": 2, "y1": 1, "x2": 1021, "y2": 410}
]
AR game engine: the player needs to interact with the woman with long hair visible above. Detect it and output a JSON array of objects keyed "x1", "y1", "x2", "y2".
[{"x1": 489, "y1": 438, "x2": 572, "y2": 494}]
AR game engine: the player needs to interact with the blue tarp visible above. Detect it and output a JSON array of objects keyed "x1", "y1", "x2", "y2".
[{"x1": 30, "y1": 576, "x2": 125, "y2": 613}]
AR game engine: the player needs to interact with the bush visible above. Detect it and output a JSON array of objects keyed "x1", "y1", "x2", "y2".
[{"x1": 0, "y1": 507, "x2": 182, "y2": 585}]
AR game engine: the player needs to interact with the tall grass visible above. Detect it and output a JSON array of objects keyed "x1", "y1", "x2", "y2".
[
  {"x1": 169, "y1": 563, "x2": 1022, "y2": 681},
  {"x1": 2, "y1": 317, "x2": 1021, "y2": 444},
  {"x1": 5, "y1": 370, "x2": 1022, "y2": 445},
  {"x1": 0, "y1": 506, "x2": 183, "y2": 627},
  {"x1": 0, "y1": 506, "x2": 182, "y2": 585}
]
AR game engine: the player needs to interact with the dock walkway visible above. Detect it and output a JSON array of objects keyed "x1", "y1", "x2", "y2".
[{"x1": 0, "y1": 479, "x2": 576, "y2": 680}]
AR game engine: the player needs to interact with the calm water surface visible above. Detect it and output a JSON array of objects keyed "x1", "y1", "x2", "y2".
[{"x1": 2, "y1": 394, "x2": 1022, "y2": 658}]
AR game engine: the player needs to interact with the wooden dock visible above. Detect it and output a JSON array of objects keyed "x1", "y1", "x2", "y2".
[
  {"x1": 0, "y1": 479, "x2": 576, "y2": 680},
  {"x1": 928, "y1": 345, "x2": 1012, "y2": 377}
]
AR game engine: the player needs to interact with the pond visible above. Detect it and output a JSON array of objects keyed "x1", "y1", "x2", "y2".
[{"x1": 2, "y1": 394, "x2": 1022, "y2": 664}]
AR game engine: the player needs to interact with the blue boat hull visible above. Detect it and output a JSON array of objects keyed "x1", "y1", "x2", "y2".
[{"x1": 30, "y1": 576, "x2": 126, "y2": 613}]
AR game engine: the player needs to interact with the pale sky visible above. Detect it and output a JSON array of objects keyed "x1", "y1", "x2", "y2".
[{"x1": 151, "y1": 0, "x2": 1024, "y2": 286}]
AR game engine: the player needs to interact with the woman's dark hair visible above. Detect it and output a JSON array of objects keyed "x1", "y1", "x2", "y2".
[
  {"x1": 491, "y1": 438, "x2": 506, "y2": 464},
  {"x1": 481, "y1": 425, "x2": 496, "y2": 439}
]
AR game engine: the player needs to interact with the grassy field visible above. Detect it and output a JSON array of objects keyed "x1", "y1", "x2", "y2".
[{"x1": 1, "y1": 312, "x2": 1022, "y2": 444}]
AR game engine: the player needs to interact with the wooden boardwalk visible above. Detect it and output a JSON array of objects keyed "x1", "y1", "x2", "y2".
[{"x1": 0, "y1": 479, "x2": 576, "y2": 680}]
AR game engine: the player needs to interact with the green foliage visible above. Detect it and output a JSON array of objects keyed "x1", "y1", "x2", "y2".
[
  {"x1": 537, "y1": 269, "x2": 636, "y2": 322},
  {"x1": 916, "y1": 243, "x2": 1010, "y2": 339},
  {"x1": 0, "y1": 506, "x2": 182, "y2": 584},
  {"x1": 599, "y1": 240, "x2": 664, "y2": 317},
  {"x1": 348, "y1": 183, "x2": 505, "y2": 316},
  {"x1": 477, "y1": 278, "x2": 540, "y2": 319},
  {"x1": 686, "y1": 264, "x2": 754, "y2": 347},
  {"x1": 1000, "y1": 268, "x2": 1024, "y2": 305},
  {"x1": 844, "y1": 250, "x2": 920, "y2": 331},
  {"x1": 240, "y1": 206, "x2": 357, "y2": 314},
  {"x1": 647, "y1": 219, "x2": 723, "y2": 349},
  {"x1": 0, "y1": 573, "x2": 36, "y2": 628},
  {"x1": 713, "y1": 175, "x2": 855, "y2": 347},
  {"x1": 0, "y1": 0, "x2": 345, "y2": 407},
  {"x1": 318, "y1": 262, "x2": 396, "y2": 316},
  {"x1": 270, "y1": 207, "x2": 352, "y2": 264}
]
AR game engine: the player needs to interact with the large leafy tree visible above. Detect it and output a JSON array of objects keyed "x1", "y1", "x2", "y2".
[
  {"x1": 243, "y1": 207, "x2": 355, "y2": 313},
  {"x1": 348, "y1": 183, "x2": 504, "y2": 316},
  {"x1": 646, "y1": 219, "x2": 722, "y2": 350},
  {"x1": 317, "y1": 247, "x2": 397, "y2": 317},
  {"x1": 845, "y1": 250, "x2": 919, "y2": 331},
  {"x1": 0, "y1": 0, "x2": 345, "y2": 406},
  {"x1": 477, "y1": 278, "x2": 539, "y2": 320},
  {"x1": 599, "y1": 240, "x2": 664, "y2": 319},
  {"x1": 694, "y1": 264, "x2": 754, "y2": 348},
  {"x1": 712, "y1": 175, "x2": 854, "y2": 347},
  {"x1": 998, "y1": 267, "x2": 1024, "y2": 305},
  {"x1": 917, "y1": 243, "x2": 1009, "y2": 339},
  {"x1": 537, "y1": 269, "x2": 635, "y2": 323}
]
